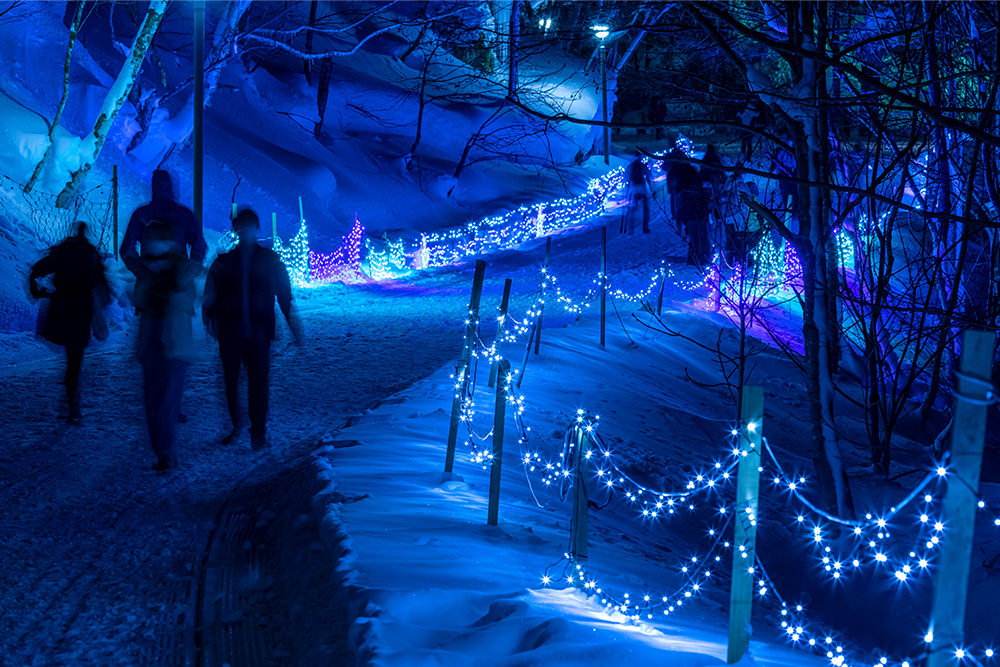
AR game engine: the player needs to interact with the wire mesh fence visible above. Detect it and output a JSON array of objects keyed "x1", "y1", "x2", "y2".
[{"x1": 0, "y1": 172, "x2": 115, "y2": 255}]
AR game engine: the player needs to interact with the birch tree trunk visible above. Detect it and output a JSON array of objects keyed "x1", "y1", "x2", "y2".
[
  {"x1": 205, "y1": 0, "x2": 251, "y2": 108},
  {"x1": 56, "y1": 0, "x2": 167, "y2": 208},
  {"x1": 23, "y1": 1, "x2": 84, "y2": 195},
  {"x1": 506, "y1": 1, "x2": 519, "y2": 98}
]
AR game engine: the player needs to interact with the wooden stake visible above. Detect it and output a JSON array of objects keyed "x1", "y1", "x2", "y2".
[
  {"x1": 444, "y1": 362, "x2": 467, "y2": 475},
  {"x1": 534, "y1": 236, "x2": 551, "y2": 355},
  {"x1": 727, "y1": 386, "x2": 763, "y2": 664},
  {"x1": 600, "y1": 226, "x2": 607, "y2": 348},
  {"x1": 927, "y1": 330, "x2": 995, "y2": 667},
  {"x1": 487, "y1": 359, "x2": 510, "y2": 526},
  {"x1": 569, "y1": 416, "x2": 591, "y2": 563},
  {"x1": 445, "y1": 260, "x2": 488, "y2": 473},
  {"x1": 517, "y1": 321, "x2": 535, "y2": 390},
  {"x1": 656, "y1": 266, "x2": 665, "y2": 317},
  {"x1": 488, "y1": 278, "x2": 512, "y2": 388}
]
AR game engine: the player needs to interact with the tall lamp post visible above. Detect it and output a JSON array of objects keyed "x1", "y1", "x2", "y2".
[{"x1": 592, "y1": 24, "x2": 610, "y2": 165}]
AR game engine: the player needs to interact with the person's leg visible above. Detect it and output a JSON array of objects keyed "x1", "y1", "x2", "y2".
[
  {"x1": 143, "y1": 356, "x2": 168, "y2": 464},
  {"x1": 156, "y1": 359, "x2": 185, "y2": 465},
  {"x1": 219, "y1": 339, "x2": 242, "y2": 438},
  {"x1": 246, "y1": 338, "x2": 271, "y2": 448},
  {"x1": 64, "y1": 345, "x2": 84, "y2": 420}
]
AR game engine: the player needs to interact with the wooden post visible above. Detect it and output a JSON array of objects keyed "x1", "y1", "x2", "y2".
[
  {"x1": 727, "y1": 386, "x2": 763, "y2": 664},
  {"x1": 600, "y1": 226, "x2": 607, "y2": 348},
  {"x1": 927, "y1": 331, "x2": 995, "y2": 667},
  {"x1": 656, "y1": 266, "x2": 666, "y2": 317},
  {"x1": 487, "y1": 360, "x2": 510, "y2": 526},
  {"x1": 112, "y1": 165, "x2": 119, "y2": 261},
  {"x1": 444, "y1": 362, "x2": 467, "y2": 474},
  {"x1": 534, "y1": 237, "x2": 551, "y2": 355},
  {"x1": 488, "y1": 278, "x2": 512, "y2": 388},
  {"x1": 569, "y1": 416, "x2": 591, "y2": 563},
  {"x1": 517, "y1": 321, "x2": 535, "y2": 390},
  {"x1": 271, "y1": 212, "x2": 278, "y2": 243},
  {"x1": 193, "y1": 0, "x2": 204, "y2": 239},
  {"x1": 444, "y1": 260, "x2": 488, "y2": 473}
]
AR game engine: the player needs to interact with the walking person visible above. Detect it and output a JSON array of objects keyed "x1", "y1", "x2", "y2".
[
  {"x1": 132, "y1": 220, "x2": 198, "y2": 472},
  {"x1": 29, "y1": 222, "x2": 110, "y2": 422},
  {"x1": 203, "y1": 208, "x2": 301, "y2": 451},
  {"x1": 121, "y1": 168, "x2": 206, "y2": 424},
  {"x1": 120, "y1": 169, "x2": 206, "y2": 270},
  {"x1": 625, "y1": 152, "x2": 653, "y2": 234}
]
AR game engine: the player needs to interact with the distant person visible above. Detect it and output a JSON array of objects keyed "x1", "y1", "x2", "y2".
[
  {"x1": 121, "y1": 168, "x2": 206, "y2": 423},
  {"x1": 29, "y1": 222, "x2": 110, "y2": 422},
  {"x1": 672, "y1": 162, "x2": 712, "y2": 266},
  {"x1": 203, "y1": 208, "x2": 301, "y2": 451},
  {"x1": 625, "y1": 152, "x2": 653, "y2": 234},
  {"x1": 661, "y1": 146, "x2": 686, "y2": 225},
  {"x1": 701, "y1": 144, "x2": 727, "y2": 242},
  {"x1": 132, "y1": 220, "x2": 199, "y2": 472}
]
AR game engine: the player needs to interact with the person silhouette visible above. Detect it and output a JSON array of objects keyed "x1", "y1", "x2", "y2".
[
  {"x1": 121, "y1": 169, "x2": 205, "y2": 425},
  {"x1": 29, "y1": 222, "x2": 110, "y2": 422},
  {"x1": 203, "y1": 208, "x2": 301, "y2": 450},
  {"x1": 132, "y1": 220, "x2": 198, "y2": 472},
  {"x1": 625, "y1": 152, "x2": 653, "y2": 234},
  {"x1": 120, "y1": 169, "x2": 206, "y2": 270}
]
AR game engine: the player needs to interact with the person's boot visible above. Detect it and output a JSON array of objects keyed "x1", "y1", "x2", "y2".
[
  {"x1": 251, "y1": 432, "x2": 269, "y2": 451},
  {"x1": 220, "y1": 426, "x2": 240, "y2": 445},
  {"x1": 67, "y1": 395, "x2": 82, "y2": 424}
]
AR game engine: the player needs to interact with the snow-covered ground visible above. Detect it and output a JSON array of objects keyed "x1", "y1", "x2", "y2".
[{"x1": 2, "y1": 3, "x2": 999, "y2": 667}]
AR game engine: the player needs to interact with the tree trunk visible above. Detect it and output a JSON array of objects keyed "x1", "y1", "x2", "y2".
[
  {"x1": 800, "y1": 2, "x2": 851, "y2": 517},
  {"x1": 24, "y1": 1, "x2": 84, "y2": 195},
  {"x1": 304, "y1": 0, "x2": 318, "y2": 83},
  {"x1": 205, "y1": 0, "x2": 251, "y2": 107},
  {"x1": 507, "y1": 1, "x2": 519, "y2": 98},
  {"x1": 314, "y1": 57, "x2": 332, "y2": 137},
  {"x1": 56, "y1": 0, "x2": 167, "y2": 208}
]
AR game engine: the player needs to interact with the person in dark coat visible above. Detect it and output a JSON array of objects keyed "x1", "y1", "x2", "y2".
[
  {"x1": 133, "y1": 220, "x2": 199, "y2": 472},
  {"x1": 121, "y1": 169, "x2": 206, "y2": 424},
  {"x1": 120, "y1": 169, "x2": 206, "y2": 274},
  {"x1": 625, "y1": 152, "x2": 653, "y2": 234},
  {"x1": 29, "y1": 222, "x2": 110, "y2": 422},
  {"x1": 203, "y1": 208, "x2": 301, "y2": 451}
]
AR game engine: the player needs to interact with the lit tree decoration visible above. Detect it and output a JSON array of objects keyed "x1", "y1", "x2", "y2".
[
  {"x1": 309, "y1": 214, "x2": 366, "y2": 284},
  {"x1": 275, "y1": 220, "x2": 310, "y2": 286}
]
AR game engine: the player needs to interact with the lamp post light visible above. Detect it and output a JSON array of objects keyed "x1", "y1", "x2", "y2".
[{"x1": 592, "y1": 24, "x2": 610, "y2": 165}]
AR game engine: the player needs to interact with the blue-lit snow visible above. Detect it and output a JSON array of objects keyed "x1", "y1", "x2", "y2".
[{"x1": 1, "y1": 3, "x2": 997, "y2": 667}]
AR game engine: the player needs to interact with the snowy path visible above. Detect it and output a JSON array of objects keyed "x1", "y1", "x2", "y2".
[
  {"x1": 0, "y1": 280, "x2": 467, "y2": 665},
  {"x1": 0, "y1": 206, "x2": 684, "y2": 665}
]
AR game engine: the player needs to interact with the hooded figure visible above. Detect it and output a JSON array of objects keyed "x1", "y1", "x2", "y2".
[{"x1": 120, "y1": 169, "x2": 206, "y2": 276}]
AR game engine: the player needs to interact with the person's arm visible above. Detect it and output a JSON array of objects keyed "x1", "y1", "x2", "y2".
[
  {"x1": 187, "y1": 210, "x2": 207, "y2": 264},
  {"x1": 272, "y1": 253, "x2": 301, "y2": 342},
  {"x1": 92, "y1": 248, "x2": 111, "y2": 308},
  {"x1": 120, "y1": 212, "x2": 147, "y2": 278},
  {"x1": 28, "y1": 253, "x2": 56, "y2": 298}
]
